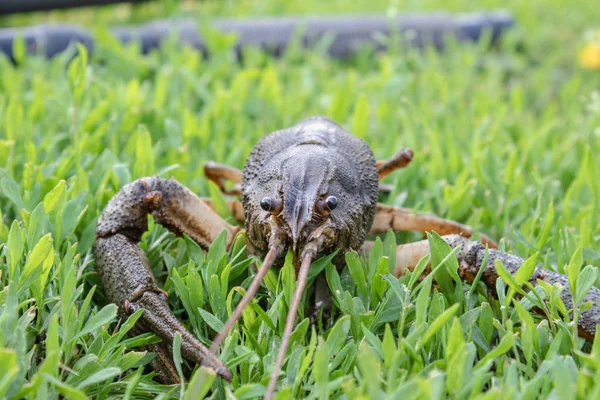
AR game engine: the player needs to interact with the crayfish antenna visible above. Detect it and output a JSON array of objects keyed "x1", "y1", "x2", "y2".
[
  {"x1": 211, "y1": 246, "x2": 279, "y2": 353},
  {"x1": 264, "y1": 252, "x2": 315, "y2": 400}
]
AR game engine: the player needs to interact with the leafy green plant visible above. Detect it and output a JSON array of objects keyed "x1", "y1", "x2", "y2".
[{"x1": 1, "y1": 0, "x2": 600, "y2": 398}]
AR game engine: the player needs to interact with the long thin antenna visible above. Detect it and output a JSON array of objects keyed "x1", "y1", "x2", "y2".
[
  {"x1": 264, "y1": 253, "x2": 314, "y2": 400},
  {"x1": 211, "y1": 246, "x2": 279, "y2": 353}
]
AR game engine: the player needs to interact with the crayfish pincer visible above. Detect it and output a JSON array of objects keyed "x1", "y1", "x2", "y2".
[{"x1": 94, "y1": 116, "x2": 600, "y2": 399}]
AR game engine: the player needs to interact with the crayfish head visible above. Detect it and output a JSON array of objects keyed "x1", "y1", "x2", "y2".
[{"x1": 259, "y1": 150, "x2": 341, "y2": 262}]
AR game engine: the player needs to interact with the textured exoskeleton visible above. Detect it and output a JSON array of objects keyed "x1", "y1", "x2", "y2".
[
  {"x1": 94, "y1": 116, "x2": 600, "y2": 399},
  {"x1": 242, "y1": 117, "x2": 379, "y2": 259}
]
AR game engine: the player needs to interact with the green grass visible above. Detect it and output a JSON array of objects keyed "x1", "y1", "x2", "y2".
[{"x1": 1, "y1": 0, "x2": 600, "y2": 399}]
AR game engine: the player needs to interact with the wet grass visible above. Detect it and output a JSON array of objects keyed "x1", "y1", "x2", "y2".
[{"x1": 1, "y1": 0, "x2": 600, "y2": 399}]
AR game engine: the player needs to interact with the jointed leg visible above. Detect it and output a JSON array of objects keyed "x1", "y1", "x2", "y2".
[
  {"x1": 204, "y1": 161, "x2": 243, "y2": 196},
  {"x1": 201, "y1": 197, "x2": 245, "y2": 224},
  {"x1": 377, "y1": 148, "x2": 414, "y2": 181},
  {"x1": 361, "y1": 235, "x2": 599, "y2": 343},
  {"x1": 371, "y1": 204, "x2": 498, "y2": 248},
  {"x1": 94, "y1": 176, "x2": 239, "y2": 383}
]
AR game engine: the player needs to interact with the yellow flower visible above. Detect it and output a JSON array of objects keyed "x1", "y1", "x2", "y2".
[
  {"x1": 580, "y1": 43, "x2": 600, "y2": 69},
  {"x1": 580, "y1": 29, "x2": 600, "y2": 70}
]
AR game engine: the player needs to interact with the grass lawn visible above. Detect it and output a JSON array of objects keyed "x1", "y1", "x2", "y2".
[{"x1": 1, "y1": 0, "x2": 600, "y2": 398}]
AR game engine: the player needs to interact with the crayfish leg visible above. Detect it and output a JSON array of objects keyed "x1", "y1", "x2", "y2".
[
  {"x1": 371, "y1": 204, "x2": 498, "y2": 248},
  {"x1": 204, "y1": 161, "x2": 243, "y2": 196},
  {"x1": 362, "y1": 234, "x2": 599, "y2": 343},
  {"x1": 376, "y1": 147, "x2": 414, "y2": 181}
]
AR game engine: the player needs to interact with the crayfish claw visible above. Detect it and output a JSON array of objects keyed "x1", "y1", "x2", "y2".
[{"x1": 135, "y1": 290, "x2": 232, "y2": 381}]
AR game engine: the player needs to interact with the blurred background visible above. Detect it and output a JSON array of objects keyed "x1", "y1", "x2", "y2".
[{"x1": 0, "y1": 0, "x2": 598, "y2": 69}]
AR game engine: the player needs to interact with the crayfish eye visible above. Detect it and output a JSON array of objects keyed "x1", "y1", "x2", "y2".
[
  {"x1": 325, "y1": 196, "x2": 338, "y2": 211},
  {"x1": 260, "y1": 197, "x2": 282, "y2": 213},
  {"x1": 260, "y1": 197, "x2": 273, "y2": 211},
  {"x1": 317, "y1": 195, "x2": 338, "y2": 215}
]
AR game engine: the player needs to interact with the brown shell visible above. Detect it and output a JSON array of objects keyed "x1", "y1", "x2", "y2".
[{"x1": 241, "y1": 116, "x2": 379, "y2": 256}]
